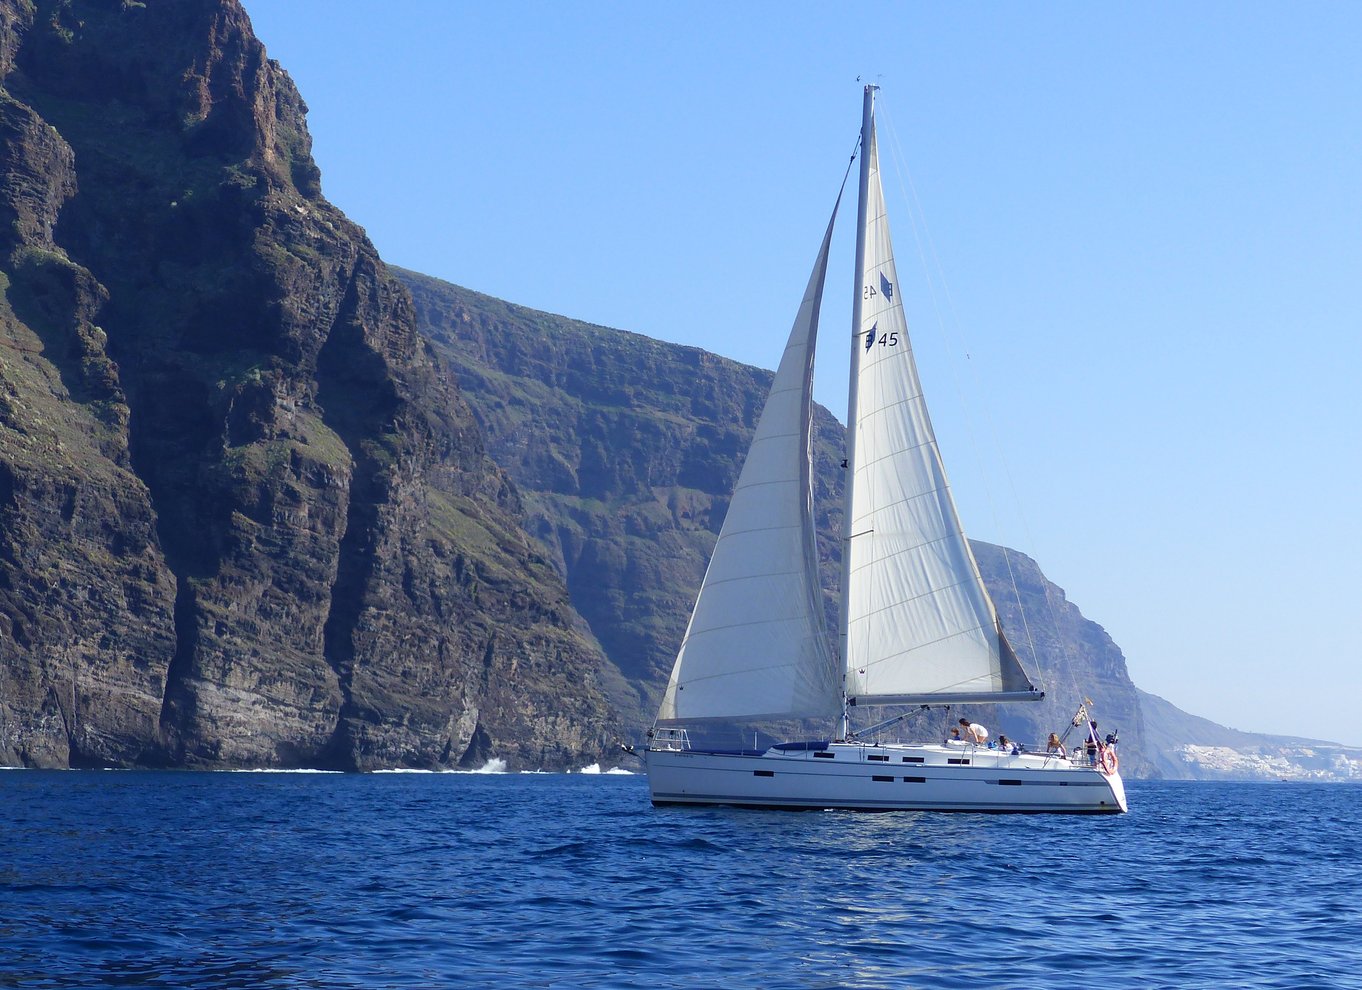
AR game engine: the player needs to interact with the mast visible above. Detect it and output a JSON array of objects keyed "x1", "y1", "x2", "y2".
[
  {"x1": 839, "y1": 87, "x2": 1042, "y2": 709},
  {"x1": 838, "y1": 84, "x2": 876, "y2": 738}
]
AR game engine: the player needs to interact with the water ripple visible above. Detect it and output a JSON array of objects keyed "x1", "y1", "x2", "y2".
[{"x1": 1, "y1": 774, "x2": 1359, "y2": 988}]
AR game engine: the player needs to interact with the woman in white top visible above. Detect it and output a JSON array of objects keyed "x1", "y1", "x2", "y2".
[{"x1": 958, "y1": 718, "x2": 988, "y2": 745}]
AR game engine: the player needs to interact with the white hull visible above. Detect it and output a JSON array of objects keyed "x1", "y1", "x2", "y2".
[{"x1": 645, "y1": 741, "x2": 1127, "y2": 814}]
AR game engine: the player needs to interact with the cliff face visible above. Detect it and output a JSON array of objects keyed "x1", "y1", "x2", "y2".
[
  {"x1": 0, "y1": 0, "x2": 613, "y2": 770},
  {"x1": 400, "y1": 270, "x2": 1154, "y2": 772}
]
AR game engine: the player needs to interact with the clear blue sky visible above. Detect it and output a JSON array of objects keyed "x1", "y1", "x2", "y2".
[{"x1": 244, "y1": 1, "x2": 1361, "y2": 746}]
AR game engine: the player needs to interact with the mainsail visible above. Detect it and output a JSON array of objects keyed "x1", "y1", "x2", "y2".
[
  {"x1": 841, "y1": 93, "x2": 1037, "y2": 707},
  {"x1": 655, "y1": 202, "x2": 843, "y2": 724}
]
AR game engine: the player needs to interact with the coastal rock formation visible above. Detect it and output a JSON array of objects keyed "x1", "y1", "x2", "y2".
[{"x1": 0, "y1": 0, "x2": 613, "y2": 770}]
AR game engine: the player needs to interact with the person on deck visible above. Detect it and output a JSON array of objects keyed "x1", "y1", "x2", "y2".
[
  {"x1": 1047, "y1": 732, "x2": 1067, "y2": 757},
  {"x1": 958, "y1": 718, "x2": 988, "y2": 745}
]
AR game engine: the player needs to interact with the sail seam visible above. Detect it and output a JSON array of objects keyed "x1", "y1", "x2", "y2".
[
  {"x1": 852, "y1": 393, "x2": 927, "y2": 427},
  {"x1": 852, "y1": 673, "x2": 997, "y2": 696},
  {"x1": 711, "y1": 520, "x2": 808, "y2": 543},
  {"x1": 849, "y1": 626, "x2": 995, "y2": 672},
  {"x1": 846, "y1": 484, "x2": 953, "y2": 523},
  {"x1": 846, "y1": 530, "x2": 965, "y2": 574},
  {"x1": 717, "y1": 483, "x2": 803, "y2": 506},
  {"x1": 675, "y1": 657, "x2": 827, "y2": 684},
  {"x1": 686, "y1": 568, "x2": 809, "y2": 591},
  {"x1": 852, "y1": 444, "x2": 935, "y2": 476}
]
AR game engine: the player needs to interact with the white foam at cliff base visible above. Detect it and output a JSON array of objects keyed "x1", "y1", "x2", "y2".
[
  {"x1": 369, "y1": 760, "x2": 510, "y2": 774},
  {"x1": 469, "y1": 758, "x2": 508, "y2": 774},
  {"x1": 576, "y1": 764, "x2": 632, "y2": 775}
]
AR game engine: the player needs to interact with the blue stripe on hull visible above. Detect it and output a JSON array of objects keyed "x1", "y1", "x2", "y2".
[{"x1": 651, "y1": 794, "x2": 1125, "y2": 814}]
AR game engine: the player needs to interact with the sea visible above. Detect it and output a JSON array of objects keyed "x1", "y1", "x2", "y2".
[{"x1": 1, "y1": 770, "x2": 1358, "y2": 990}]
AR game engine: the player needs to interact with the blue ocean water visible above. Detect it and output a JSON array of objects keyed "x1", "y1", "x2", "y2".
[{"x1": 1, "y1": 771, "x2": 1358, "y2": 990}]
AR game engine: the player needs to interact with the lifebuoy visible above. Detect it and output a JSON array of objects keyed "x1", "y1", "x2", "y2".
[{"x1": 1100, "y1": 748, "x2": 1118, "y2": 775}]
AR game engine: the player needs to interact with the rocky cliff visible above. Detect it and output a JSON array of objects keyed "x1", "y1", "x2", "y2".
[{"x1": 0, "y1": 0, "x2": 614, "y2": 770}]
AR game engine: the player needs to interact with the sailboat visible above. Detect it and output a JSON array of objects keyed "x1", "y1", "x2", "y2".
[{"x1": 644, "y1": 86, "x2": 1127, "y2": 814}]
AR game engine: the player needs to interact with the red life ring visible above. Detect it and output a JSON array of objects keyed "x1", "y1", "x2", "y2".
[{"x1": 1100, "y1": 748, "x2": 1119, "y2": 775}]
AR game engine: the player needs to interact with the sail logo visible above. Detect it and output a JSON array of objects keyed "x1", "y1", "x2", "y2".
[
  {"x1": 865, "y1": 322, "x2": 900, "y2": 352},
  {"x1": 863, "y1": 273, "x2": 894, "y2": 304}
]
